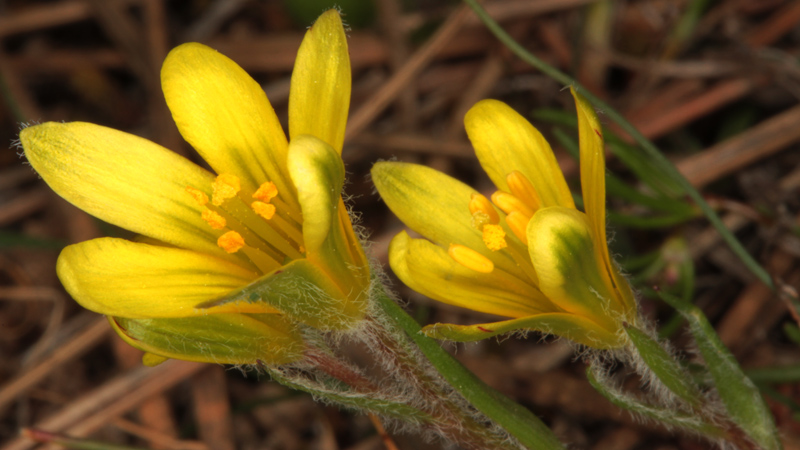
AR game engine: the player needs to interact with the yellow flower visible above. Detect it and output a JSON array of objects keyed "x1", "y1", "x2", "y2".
[
  {"x1": 372, "y1": 88, "x2": 637, "y2": 349},
  {"x1": 20, "y1": 10, "x2": 369, "y2": 365}
]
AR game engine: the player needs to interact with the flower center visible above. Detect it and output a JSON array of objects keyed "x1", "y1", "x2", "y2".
[
  {"x1": 448, "y1": 171, "x2": 541, "y2": 284},
  {"x1": 186, "y1": 174, "x2": 305, "y2": 274}
]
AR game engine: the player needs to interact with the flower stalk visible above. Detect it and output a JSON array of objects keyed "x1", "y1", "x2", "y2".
[{"x1": 256, "y1": 277, "x2": 561, "y2": 450}]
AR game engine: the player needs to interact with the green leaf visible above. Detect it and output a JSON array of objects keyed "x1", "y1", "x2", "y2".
[
  {"x1": 625, "y1": 325, "x2": 703, "y2": 407},
  {"x1": 586, "y1": 366, "x2": 725, "y2": 437},
  {"x1": 264, "y1": 364, "x2": 432, "y2": 422},
  {"x1": 375, "y1": 286, "x2": 565, "y2": 450},
  {"x1": 783, "y1": 323, "x2": 800, "y2": 346},
  {"x1": 746, "y1": 364, "x2": 800, "y2": 384},
  {"x1": 659, "y1": 292, "x2": 782, "y2": 450}
]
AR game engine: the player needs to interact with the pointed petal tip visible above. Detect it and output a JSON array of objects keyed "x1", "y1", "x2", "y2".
[
  {"x1": 162, "y1": 38, "x2": 291, "y2": 196},
  {"x1": 289, "y1": 8, "x2": 350, "y2": 153},
  {"x1": 316, "y1": 8, "x2": 345, "y2": 25},
  {"x1": 465, "y1": 99, "x2": 574, "y2": 208}
]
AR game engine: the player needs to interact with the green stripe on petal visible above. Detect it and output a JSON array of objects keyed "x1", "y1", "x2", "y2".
[
  {"x1": 161, "y1": 43, "x2": 298, "y2": 213},
  {"x1": 289, "y1": 9, "x2": 350, "y2": 154},
  {"x1": 287, "y1": 135, "x2": 344, "y2": 253},
  {"x1": 421, "y1": 312, "x2": 623, "y2": 349},
  {"x1": 21, "y1": 122, "x2": 234, "y2": 260},
  {"x1": 372, "y1": 161, "x2": 523, "y2": 278},
  {"x1": 465, "y1": 99, "x2": 574, "y2": 209},
  {"x1": 287, "y1": 135, "x2": 369, "y2": 298},
  {"x1": 528, "y1": 207, "x2": 625, "y2": 331},
  {"x1": 389, "y1": 232, "x2": 555, "y2": 318},
  {"x1": 200, "y1": 258, "x2": 364, "y2": 330},
  {"x1": 110, "y1": 313, "x2": 304, "y2": 365},
  {"x1": 572, "y1": 88, "x2": 637, "y2": 315},
  {"x1": 57, "y1": 238, "x2": 263, "y2": 319}
]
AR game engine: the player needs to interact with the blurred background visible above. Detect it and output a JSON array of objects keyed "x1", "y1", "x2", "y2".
[{"x1": 1, "y1": 0, "x2": 800, "y2": 449}]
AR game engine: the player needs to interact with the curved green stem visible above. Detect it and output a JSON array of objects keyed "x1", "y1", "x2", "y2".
[
  {"x1": 462, "y1": 0, "x2": 772, "y2": 289},
  {"x1": 374, "y1": 286, "x2": 565, "y2": 450}
]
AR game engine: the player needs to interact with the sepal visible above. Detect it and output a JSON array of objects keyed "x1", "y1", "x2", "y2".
[
  {"x1": 421, "y1": 313, "x2": 623, "y2": 349},
  {"x1": 586, "y1": 365, "x2": 726, "y2": 438},
  {"x1": 199, "y1": 258, "x2": 363, "y2": 330},
  {"x1": 625, "y1": 324, "x2": 703, "y2": 407},
  {"x1": 109, "y1": 314, "x2": 304, "y2": 365}
]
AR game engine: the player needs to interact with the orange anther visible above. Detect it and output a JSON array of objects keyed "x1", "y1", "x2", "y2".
[
  {"x1": 448, "y1": 244, "x2": 494, "y2": 273},
  {"x1": 506, "y1": 171, "x2": 540, "y2": 212},
  {"x1": 252, "y1": 201, "x2": 276, "y2": 220},
  {"x1": 505, "y1": 211, "x2": 530, "y2": 242},
  {"x1": 468, "y1": 193, "x2": 499, "y2": 224},
  {"x1": 217, "y1": 230, "x2": 245, "y2": 253},
  {"x1": 202, "y1": 209, "x2": 226, "y2": 230},
  {"x1": 185, "y1": 186, "x2": 209, "y2": 206},
  {"x1": 491, "y1": 191, "x2": 535, "y2": 217},
  {"x1": 253, "y1": 182, "x2": 278, "y2": 203}
]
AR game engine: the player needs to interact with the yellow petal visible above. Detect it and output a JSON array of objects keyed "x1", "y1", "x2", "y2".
[
  {"x1": 421, "y1": 312, "x2": 624, "y2": 349},
  {"x1": 21, "y1": 122, "x2": 233, "y2": 259},
  {"x1": 287, "y1": 135, "x2": 369, "y2": 296},
  {"x1": 289, "y1": 9, "x2": 350, "y2": 153},
  {"x1": 527, "y1": 207, "x2": 626, "y2": 330},
  {"x1": 287, "y1": 135, "x2": 344, "y2": 253},
  {"x1": 371, "y1": 161, "x2": 522, "y2": 277},
  {"x1": 572, "y1": 88, "x2": 637, "y2": 314},
  {"x1": 161, "y1": 43, "x2": 298, "y2": 212},
  {"x1": 109, "y1": 313, "x2": 304, "y2": 365},
  {"x1": 199, "y1": 258, "x2": 365, "y2": 330},
  {"x1": 572, "y1": 88, "x2": 607, "y2": 259},
  {"x1": 465, "y1": 99, "x2": 574, "y2": 208},
  {"x1": 389, "y1": 231, "x2": 555, "y2": 318},
  {"x1": 57, "y1": 238, "x2": 267, "y2": 319}
]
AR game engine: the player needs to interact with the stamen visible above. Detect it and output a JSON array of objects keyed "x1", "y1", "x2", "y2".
[
  {"x1": 491, "y1": 191, "x2": 535, "y2": 217},
  {"x1": 506, "y1": 211, "x2": 530, "y2": 242},
  {"x1": 482, "y1": 224, "x2": 507, "y2": 251},
  {"x1": 185, "y1": 186, "x2": 209, "y2": 205},
  {"x1": 212, "y1": 174, "x2": 241, "y2": 206},
  {"x1": 506, "y1": 171, "x2": 540, "y2": 212},
  {"x1": 469, "y1": 193, "x2": 499, "y2": 224},
  {"x1": 448, "y1": 244, "x2": 494, "y2": 273},
  {"x1": 222, "y1": 197, "x2": 302, "y2": 260},
  {"x1": 202, "y1": 209, "x2": 227, "y2": 230},
  {"x1": 252, "y1": 201, "x2": 276, "y2": 220},
  {"x1": 253, "y1": 182, "x2": 278, "y2": 203},
  {"x1": 217, "y1": 230, "x2": 245, "y2": 253}
]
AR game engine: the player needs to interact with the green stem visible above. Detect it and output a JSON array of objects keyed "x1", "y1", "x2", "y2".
[
  {"x1": 462, "y1": 0, "x2": 772, "y2": 289},
  {"x1": 366, "y1": 312, "x2": 513, "y2": 450},
  {"x1": 374, "y1": 286, "x2": 566, "y2": 450}
]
